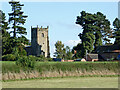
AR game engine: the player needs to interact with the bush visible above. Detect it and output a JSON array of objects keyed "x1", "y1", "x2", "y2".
[
  {"x1": 47, "y1": 58, "x2": 53, "y2": 61},
  {"x1": 16, "y1": 55, "x2": 35, "y2": 69},
  {"x1": 2, "y1": 54, "x2": 16, "y2": 61},
  {"x1": 36, "y1": 55, "x2": 46, "y2": 61},
  {"x1": 36, "y1": 55, "x2": 53, "y2": 62},
  {"x1": 12, "y1": 46, "x2": 27, "y2": 56}
]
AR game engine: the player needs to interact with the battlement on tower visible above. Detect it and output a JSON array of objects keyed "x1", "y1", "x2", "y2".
[{"x1": 31, "y1": 25, "x2": 49, "y2": 31}]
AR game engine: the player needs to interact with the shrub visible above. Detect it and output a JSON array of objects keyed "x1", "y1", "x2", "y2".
[
  {"x1": 36, "y1": 55, "x2": 46, "y2": 61},
  {"x1": 12, "y1": 46, "x2": 27, "y2": 56},
  {"x1": 16, "y1": 55, "x2": 35, "y2": 69},
  {"x1": 2, "y1": 54, "x2": 16, "y2": 61},
  {"x1": 47, "y1": 58, "x2": 53, "y2": 61},
  {"x1": 36, "y1": 55, "x2": 53, "y2": 62}
]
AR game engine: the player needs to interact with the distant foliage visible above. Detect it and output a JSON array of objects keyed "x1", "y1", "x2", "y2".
[
  {"x1": 113, "y1": 18, "x2": 120, "y2": 44},
  {"x1": 36, "y1": 55, "x2": 53, "y2": 61},
  {"x1": 65, "y1": 46, "x2": 73, "y2": 60},
  {"x1": 16, "y1": 55, "x2": 35, "y2": 69},
  {"x1": 54, "y1": 41, "x2": 72, "y2": 59},
  {"x1": 54, "y1": 41, "x2": 65, "y2": 59},
  {"x1": 72, "y1": 43, "x2": 83, "y2": 59}
]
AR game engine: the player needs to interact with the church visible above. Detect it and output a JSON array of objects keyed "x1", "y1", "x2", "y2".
[{"x1": 25, "y1": 25, "x2": 50, "y2": 57}]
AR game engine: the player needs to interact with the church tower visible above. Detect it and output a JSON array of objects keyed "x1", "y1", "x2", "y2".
[{"x1": 31, "y1": 25, "x2": 50, "y2": 57}]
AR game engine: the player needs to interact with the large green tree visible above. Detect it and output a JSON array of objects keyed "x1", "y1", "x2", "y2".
[
  {"x1": 113, "y1": 18, "x2": 120, "y2": 44},
  {"x1": 0, "y1": 10, "x2": 12, "y2": 55},
  {"x1": 76, "y1": 11, "x2": 96, "y2": 57},
  {"x1": 8, "y1": 1, "x2": 29, "y2": 56},
  {"x1": 8, "y1": 1, "x2": 28, "y2": 38},
  {"x1": 94, "y1": 12, "x2": 111, "y2": 48},
  {"x1": 76, "y1": 11, "x2": 111, "y2": 57}
]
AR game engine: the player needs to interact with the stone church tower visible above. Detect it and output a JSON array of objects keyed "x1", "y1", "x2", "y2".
[{"x1": 25, "y1": 25, "x2": 50, "y2": 57}]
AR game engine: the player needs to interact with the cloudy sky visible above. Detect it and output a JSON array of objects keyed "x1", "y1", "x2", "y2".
[{"x1": 2, "y1": 1, "x2": 118, "y2": 57}]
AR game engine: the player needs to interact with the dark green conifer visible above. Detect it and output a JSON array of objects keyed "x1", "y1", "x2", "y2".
[
  {"x1": 113, "y1": 18, "x2": 120, "y2": 44},
  {"x1": 8, "y1": 1, "x2": 28, "y2": 37}
]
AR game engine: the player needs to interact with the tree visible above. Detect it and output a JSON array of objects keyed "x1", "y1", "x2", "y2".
[
  {"x1": 76, "y1": 11, "x2": 96, "y2": 57},
  {"x1": 8, "y1": 1, "x2": 28, "y2": 38},
  {"x1": 82, "y1": 32, "x2": 95, "y2": 53},
  {"x1": 95, "y1": 12, "x2": 111, "y2": 47},
  {"x1": 94, "y1": 31, "x2": 102, "y2": 50},
  {"x1": 76, "y1": 11, "x2": 111, "y2": 57},
  {"x1": 113, "y1": 18, "x2": 120, "y2": 44},
  {"x1": 7, "y1": 1, "x2": 28, "y2": 57},
  {"x1": 54, "y1": 41, "x2": 65, "y2": 59},
  {"x1": 18, "y1": 36, "x2": 31, "y2": 45},
  {"x1": 65, "y1": 46, "x2": 72, "y2": 60},
  {"x1": 54, "y1": 41, "x2": 73, "y2": 59},
  {"x1": 0, "y1": 10, "x2": 12, "y2": 55},
  {"x1": 72, "y1": 43, "x2": 82, "y2": 59}
]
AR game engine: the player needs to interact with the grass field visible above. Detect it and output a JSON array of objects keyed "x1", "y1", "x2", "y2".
[
  {"x1": 2, "y1": 77, "x2": 118, "y2": 88},
  {"x1": 2, "y1": 61, "x2": 118, "y2": 81}
]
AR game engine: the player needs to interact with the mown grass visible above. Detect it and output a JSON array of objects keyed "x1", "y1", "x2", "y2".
[
  {"x1": 2, "y1": 77, "x2": 118, "y2": 88},
  {"x1": 2, "y1": 61, "x2": 118, "y2": 81}
]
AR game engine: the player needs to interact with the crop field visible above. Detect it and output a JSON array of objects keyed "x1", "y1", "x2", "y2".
[{"x1": 2, "y1": 77, "x2": 118, "y2": 88}]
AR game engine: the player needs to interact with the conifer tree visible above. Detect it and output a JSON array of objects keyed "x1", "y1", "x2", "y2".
[
  {"x1": 0, "y1": 10, "x2": 11, "y2": 55},
  {"x1": 76, "y1": 11, "x2": 111, "y2": 57},
  {"x1": 95, "y1": 12, "x2": 111, "y2": 46},
  {"x1": 113, "y1": 18, "x2": 120, "y2": 44},
  {"x1": 8, "y1": 1, "x2": 28, "y2": 37},
  {"x1": 76, "y1": 11, "x2": 96, "y2": 57}
]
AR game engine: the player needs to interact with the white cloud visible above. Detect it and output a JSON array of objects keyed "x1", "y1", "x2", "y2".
[
  {"x1": 64, "y1": 40, "x2": 81, "y2": 49},
  {"x1": 56, "y1": 22, "x2": 82, "y2": 30}
]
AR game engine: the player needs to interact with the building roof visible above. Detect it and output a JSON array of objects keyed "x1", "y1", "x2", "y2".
[
  {"x1": 95, "y1": 44, "x2": 120, "y2": 53},
  {"x1": 87, "y1": 54, "x2": 98, "y2": 59}
]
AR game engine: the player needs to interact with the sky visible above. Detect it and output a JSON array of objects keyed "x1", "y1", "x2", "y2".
[{"x1": 1, "y1": 1, "x2": 118, "y2": 57}]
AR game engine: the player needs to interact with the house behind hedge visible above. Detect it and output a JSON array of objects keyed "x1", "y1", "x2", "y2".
[{"x1": 95, "y1": 44, "x2": 120, "y2": 61}]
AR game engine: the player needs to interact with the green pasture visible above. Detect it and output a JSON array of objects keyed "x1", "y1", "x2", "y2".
[{"x1": 2, "y1": 77, "x2": 118, "y2": 88}]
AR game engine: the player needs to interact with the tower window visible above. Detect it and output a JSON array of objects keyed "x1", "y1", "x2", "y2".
[{"x1": 42, "y1": 33, "x2": 44, "y2": 37}]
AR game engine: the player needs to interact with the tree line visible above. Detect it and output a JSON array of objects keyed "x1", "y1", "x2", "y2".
[
  {"x1": 54, "y1": 11, "x2": 120, "y2": 59},
  {"x1": 73, "y1": 11, "x2": 120, "y2": 58},
  {"x1": 1, "y1": 1, "x2": 120, "y2": 60}
]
